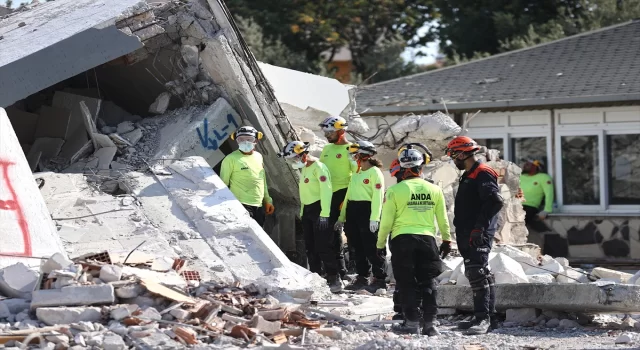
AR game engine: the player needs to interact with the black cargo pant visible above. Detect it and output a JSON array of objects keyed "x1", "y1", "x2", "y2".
[
  {"x1": 302, "y1": 201, "x2": 339, "y2": 276},
  {"x1": 456, "y1": 228, "x2": 496, "y2": 320},
  {"x1": 390, "y1": 234, "x2": 443, "y2": 323},
  {"x1": 344, "y1": 201, "x2": 386, "y2": 280},
  {"x1": 329, "y1": 188, "x2": 348, "y2": 277},
  {"x1": 389, "y1": 238, "x2": 422, "y2": 314},
  {"x1": 243, "y1": 204, "x2": 265, "y2": 227}
]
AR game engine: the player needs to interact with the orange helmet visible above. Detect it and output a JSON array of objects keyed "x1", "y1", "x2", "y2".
[
  {"x1": 389, "y1": 158, "x2": 401, "y2": 177},
  {"x1": 446, "y1": 136, "x2": 480, "y2": 158}
]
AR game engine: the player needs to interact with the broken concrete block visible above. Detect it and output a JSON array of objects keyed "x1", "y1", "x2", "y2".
[
  {"x1": 41, "y1": 253, "x2": 74, "y2": 275},
  {"x1": 557, "y1": 268, "x2": 588, "y2": 283},
  {"x1": 36, "y1": 307, "x2": 102, "y2": 326},
  {"x1": 110, "y1": 305, "x2": 138, "y2": 321},
  {"x1": 35, "y1": 106, "x2": 72, "y2": 140},
  {"x1": 115, "y1": 284, "x2": 144, "y2": 299},
  {"x1": 1, "y1": 299, "x2": 30, "y2": 315},
  {"x1": 116, "y1": 121, "x2": 135, "y2": 134},
  {"x1": 169, "y1": 308, "x2": 190, "y2": 320},
  {"x1": 6, "y1": 107, "x2": 39, "y2": 144},
  {"x1": 249, "y1": 315, "x2": 281, "y2": 335},
  {"x1": 489, "y1": 253, "x2": 529, "y2": 284},
  {"x1": 257, "y1": 308, "x2": 286, "y2": 321},
  {"x1": 45, "y1": 331, "x2": 70, "y2": 344},
  {"x1": 0, "y1": 302, "x2": 10, "y2": 319},
  {"x1": 93, "y1": 133, "x2": 117, "y2": 148},
  {"x1": 0, "y1": 263, "x2": 39, "y2": 299},
  {"x1": 528, "y1": 274, "x2": 555, "y2": 284},
  {"x1": 545, "y1": 318, "x2": 560, "y2": 328},
  {"x1": 181, "y1": 45, "x2": 199, "y2": 67},
  {"x1": 103, "y1": 333, "x2": 127, "y2": 350},
  {"x1": 27, "y1": 137, "x2": 65, "y2": 164},
  {"x1": 121, "y1": 128, "x2": 143, "y2": 146},
  {"x1": 592, "y1": 267, "x2": 633, "y2": 283},
  {"x1": 555, "y1": 257, "x2": 570, "y2": 267},
  {"x1": 100, "y1": 265, "x2": 123, "y2": 283},
  {"x1": 149, "y1": 92, "x2": 171, "y2": 114},
  {"x1": 31, "y1": 284, "x2": 115, "y2": 309},
  {"x1": 150, "y1": 257, "x2": 174, "y2": 272},
  {"x1": 101, "y1": 126, "x2": 117, "y2": 134},
  {"x1": 90, "y1": 147, "x2": 117, "y2": 170},
  {"x1": 525, "y1": 260, "x2": 564, "y2": 277},
  {"x1": 505, "y1": 308, "x2": 539, "y2": 323},
  {"x1": 558, "y1": 318, "x2": 580, "y2": 329},
  {"x1": 140, "y1": 307, "x2": 162, "y2": 321}
]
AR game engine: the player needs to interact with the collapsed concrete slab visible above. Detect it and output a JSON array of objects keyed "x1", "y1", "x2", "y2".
[
  {"x1": 0, "y1": 108, "x2": 67, "y2": 269},
  {"x1": 31, "y1": 284, "x2": 115, "y2": 309},
  {"x1": 437, "y1": 283, "x2": 640, "y2": 313}
]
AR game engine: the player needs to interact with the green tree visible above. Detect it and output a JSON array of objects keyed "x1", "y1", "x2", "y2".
[
  {"x1": 226, "y1": 0, "x2": 437, "y2": 79},
  {"x1": 4, "y1": 0, "x2": 12, "y2": 8},
  {"x1": 236, "y1": 16, "x2": 312, "y2": 72},
  {"x1": 433, "y1": 0, "x2": 640, "y2": 60}
]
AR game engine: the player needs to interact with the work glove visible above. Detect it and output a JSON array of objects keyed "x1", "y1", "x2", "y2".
[
  {"x1": 376, "y1": 248, "x2": 387, "y2": 261},
  {"x1": 317, "y1": 217, "x2": 329, "y2": 231},
  {"x1": 538, "y1": 211, "x2": 548, "y2": 220},
  {"x1": 369, "y1": 220, "x2": 379, "y2": 233},
  {"x1": 334, "y1": 220, "x2": 345, "y2": 232},
  {"x1": 469, "y1": 228, "x2": 485, "y2": 247},
  {"x1": 439, "y1": 241, "x2": 451, "y2": 259},
  {"x1": 264, "y1": 203, "x2": 275, "y2": 215}
]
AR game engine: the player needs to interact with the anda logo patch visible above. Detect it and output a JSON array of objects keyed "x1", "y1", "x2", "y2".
[{"x1": 407, "y1": 192, "x2": 435, "y2": 210}]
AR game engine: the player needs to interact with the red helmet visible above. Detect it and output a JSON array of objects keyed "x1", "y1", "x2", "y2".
[
  {"x1": 389, "y1": 158, "x2": 401, "y2": 177},
  {"x1": 446, "y1": 136, "x2": 480, "y2": 158}
]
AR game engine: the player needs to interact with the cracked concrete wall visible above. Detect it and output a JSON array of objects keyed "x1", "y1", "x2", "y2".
[{"x1": 0, "y1": 108, "x2": 67, "y2": 269}]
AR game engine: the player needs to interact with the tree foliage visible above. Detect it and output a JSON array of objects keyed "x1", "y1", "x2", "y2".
[
  {"x1": 226, "y1": 0, "x2": 437, "y2": 79},
  {"x1": 433, "y1": 0, "x2": 640, "y2": 59}
]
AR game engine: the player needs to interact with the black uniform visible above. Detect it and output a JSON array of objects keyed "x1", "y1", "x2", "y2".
[
  {"x1": 329, "y1": 188, "x2": 348, "y2": 277},
  {"x1": 454, "y1": 161, "x2": 503, "y2": 320}
]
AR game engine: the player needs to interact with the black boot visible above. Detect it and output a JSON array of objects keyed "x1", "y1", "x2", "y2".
[
  {"x1": 422, "y1": 321, "x2": 441, "y2": 337},
  {"x1": 457, "y1": 316, "x2": 476, "y2": 330},
  {"x1": 392, "y1": 320, "x2": 420, "y2": 335},
  {"x1": 327, "y1": 275, "x2": 344, "y2": 293},
  {"x1": 364, "y1": 277, "x2": 387, "y2": 293},
  {"x1": 345, "y1": 276, "x2": 368, "y2": 291},
  {"x1": 465, "y1": 317, "x2": 491, "y2": 335},
  {"x1": 392, "y1": 313, "x2": 404, "y2": 320},
  {"x1": 489, "y1": 314, "x2": 500, "y2": 331}
]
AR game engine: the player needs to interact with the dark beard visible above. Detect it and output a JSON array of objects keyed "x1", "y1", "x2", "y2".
[{"x1": 454, "y1": 159, "x2": 466, "y2": 170}]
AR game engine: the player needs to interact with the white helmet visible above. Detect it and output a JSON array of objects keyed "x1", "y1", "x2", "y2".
[
  {"x1": 319, "y1": 116, "x2": 348, "y2": 132},
  {"x1": 347, "y1": 140, "x2": 377, "y2": 156},
  {"x1": 277, "y1": 141, "x2": 309, "y2": 159},
  {"x1": 398, "y1": 148, "x2": 425, "y2": 168},
  {"x1": 232, "y1": 126, "x2": 262, "y2": 140}
]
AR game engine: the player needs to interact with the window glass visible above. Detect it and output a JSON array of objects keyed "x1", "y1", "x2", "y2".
[
  {"x1": 511, "y1": 137, "x2": 548, "y2": 170},
  {"x1": 474, "y1": 138, "x2": 504, "y2": 158},
  {"x1": 561, "y1": 135, "x2": 600, "y2": 205},
  {"x1": 608, "y1": 134, "x2": 640, "y2": 205}
]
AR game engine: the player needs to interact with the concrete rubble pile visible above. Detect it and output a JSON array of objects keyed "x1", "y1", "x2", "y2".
[{"x1": 0, "y1": 253, "x2": 375, "y2": 349}]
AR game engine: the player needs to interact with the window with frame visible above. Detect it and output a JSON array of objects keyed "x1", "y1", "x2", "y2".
[
  {"x1": 560, "y1": 135, "x2": 600, "y2": 205},
  {"x1": 474, "y1": 138, "x2": 504, "y2": 158},
  {"x1": 607, "y1": 133, "x2": 640, "y2": 205},
  {"x1": 511, "y1": 137, "x2": 548, "y2": 169}
]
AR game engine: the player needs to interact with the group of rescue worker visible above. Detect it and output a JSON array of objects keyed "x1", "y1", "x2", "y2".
[{"x1": 219, "y1": 116, "x2": 560, "y2": 336}]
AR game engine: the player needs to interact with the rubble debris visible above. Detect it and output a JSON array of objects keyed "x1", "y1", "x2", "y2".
[
  {"x1": 35, "y1": 307, "x2": 102, "y2": 326},
  {"x1": 149, "y1": 92, "x2": 171, "y2": 114},
  {"x1": 31, "y1": 284, "x2": 115, "y2": 309},
  {"x1": 0, "y1": 263, "x2": 40, "y2": 299}
]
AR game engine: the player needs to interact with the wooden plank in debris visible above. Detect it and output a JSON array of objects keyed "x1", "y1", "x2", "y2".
[
  {"x1": 203, "y1": 296, "x2": 244, "y2": 315},
  {"x1": 141, "y1": 280, "x2": 196, "y2": 304}
]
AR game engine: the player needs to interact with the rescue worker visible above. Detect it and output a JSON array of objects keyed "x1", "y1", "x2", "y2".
[
  {"x1": 377, "y1": 144, "x2": 452, "y2": 336},
  {"x1": 220, "y1": 126, "x2": 274, "y2": 226},
  {"x1": 319, "y1": 116, "x2": 358, "y2": 279},
  {"x1": 387, "y1": 146, "x2": 439, "y2": 321},
  {"x1": 335, "y1": 141, "x2": 386, "y2": 291},
  {"x1": 520, "y1": 159, "x2": 555, "y2": 249},
  {"x1": 277, "y1": 141, "x2": 343, "y2": 292},
  {"x1": 446, "y1": 136, "x2": 504, "y2": 335}
]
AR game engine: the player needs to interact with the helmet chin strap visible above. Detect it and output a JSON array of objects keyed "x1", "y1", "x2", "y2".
[{"x1": 336, "y1": 130, "x2": 347, "y2": 143}]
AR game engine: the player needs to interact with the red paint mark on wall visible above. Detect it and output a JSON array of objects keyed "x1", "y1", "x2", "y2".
[{"x1": 0, "y1": 160, "x2": 32, "y2": 257}]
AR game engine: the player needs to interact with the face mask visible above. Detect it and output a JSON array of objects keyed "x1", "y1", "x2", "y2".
[
  {"x1": 239, "y1": 142, "x2": 255, "y2": 153},
  {"x1": 291, "y1": 160, "x2": 305, "y2": 169}
]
